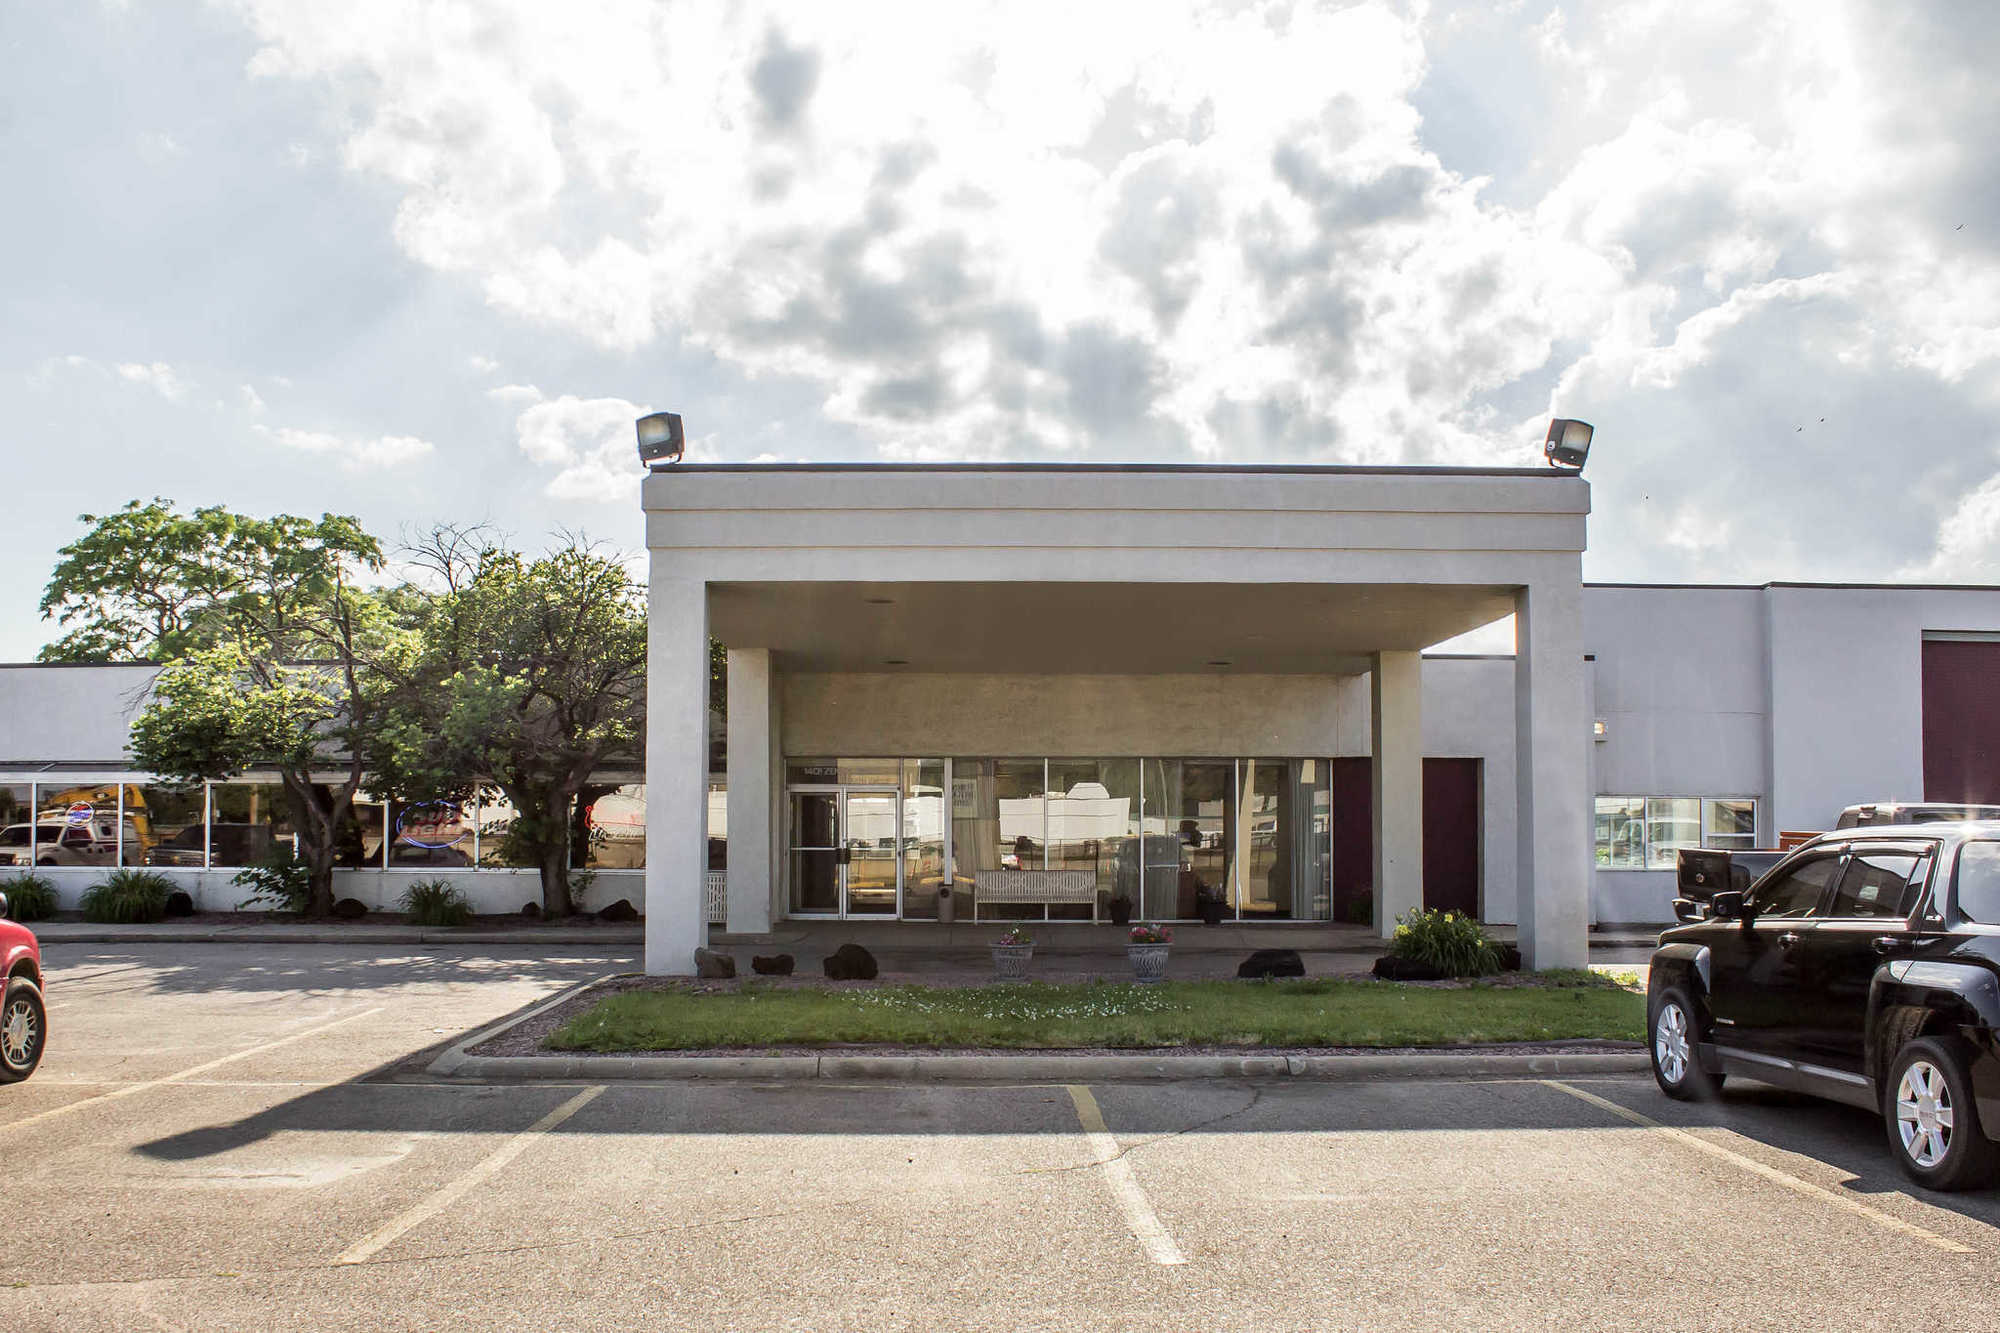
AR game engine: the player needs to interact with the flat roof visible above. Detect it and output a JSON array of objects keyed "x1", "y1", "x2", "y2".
[
  {"x1": 1584, "y1": 580, "x2": 2000, "y2": 593},
  {"x1": 659, "y1": 461, "x2": 1568, "y2": 477}
]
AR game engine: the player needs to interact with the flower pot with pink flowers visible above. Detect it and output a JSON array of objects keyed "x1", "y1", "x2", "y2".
[{"x1": 1126, "y1": 923, "x2": 1173, "y2": 983}]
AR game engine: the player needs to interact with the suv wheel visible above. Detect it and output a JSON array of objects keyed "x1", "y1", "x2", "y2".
[
  {"x1": 0, "y1": 976, "x2": 44, "y2": 1083},
  {"x1": 1885, "y1": 1036, "x2": 2000, "y2": 1191},
  {"x1": 1650, "y1": 985, "x2": 1722, "y2": 1100}
]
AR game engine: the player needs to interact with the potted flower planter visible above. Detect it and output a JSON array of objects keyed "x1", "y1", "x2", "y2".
[
  {"x1": 991, "y1": 927, "x2": 1033, "y2": 981},
  {"x1": 1126, "y1": 923, "x2": 1172, "y2": 983}
]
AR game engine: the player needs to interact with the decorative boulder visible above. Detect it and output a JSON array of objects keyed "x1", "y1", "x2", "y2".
[
  {"x1": 1372, "y1": 955, "x2": 1449, "y2": 981},
  {"x1": 163, "y1": 891, "x2": 196, "y2": 919},
  {"x1": 597, "y1": 898, "x2": 639, "y2": 923},
  {"x1": 694, "y1": 948, "x2": 737, "y2": 979},
  {"x1": 331, "y1": 897, "x2": 369, "y2": 920},
  {"x1": 751, "y1": 954, "x2": 795, "y2": 976},
  {"x1": 823, "y1": 943, "x2": 879, "y2": 981},
  {"x1": 1237, "y1": 948, "x2": 1305, "y2": 979},
  {"x1": 520, "y1": 901, "x2": 542, "y2": 919}
]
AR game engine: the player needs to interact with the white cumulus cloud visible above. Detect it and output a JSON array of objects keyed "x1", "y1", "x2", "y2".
[{"x1": 258, "y1": 424, "x2": 436, "y2": 470}]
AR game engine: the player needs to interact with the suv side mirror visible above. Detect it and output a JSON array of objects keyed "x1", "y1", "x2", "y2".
[
  {"x1": 1672, "y1": 897, "x2": 1705, "y2": 924},
  {"x1": 1710, "y1": 889, "x2": 1747, "y2": 921}
]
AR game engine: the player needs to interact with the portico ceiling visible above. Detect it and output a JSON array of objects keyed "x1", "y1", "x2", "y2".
[{"x1": 709, "y1": 582, "x2": 1517, "y2": 675}]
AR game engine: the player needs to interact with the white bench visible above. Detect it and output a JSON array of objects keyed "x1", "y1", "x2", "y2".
[{"x1": 972, "y1": 869, "x2": 1098, "y2": 921}]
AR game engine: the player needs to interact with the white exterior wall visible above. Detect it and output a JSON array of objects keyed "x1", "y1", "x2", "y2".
[
  {"x1": 0, "y1": 864, "x2": 645, "y2": 915},
  {"x1": 1584, "y1": 586, "x2": 1769, "y2": 924},
  {"x1": 0, "y1": 663, "x2": 160, "y2": 762},
  {"x1": 1764, "y1": 586, "x2": 2000, "y2": 832}
]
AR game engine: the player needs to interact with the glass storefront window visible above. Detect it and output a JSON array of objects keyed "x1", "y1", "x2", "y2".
[
  {"x1": 1237, "y1": 759, "x2": 1331, "y2": 920},
  {"x1": 208, "y1": 783, "x2": 296, "y2": 867},
  {"x1": 475, "y1": 789, "x2": 542, "y2": 868},
  {"x1": 1595, "y1": 797, "x2": 1646, "y2": 868},
  {"x1": 1645, "y1": 796, "x2": 1703, "y2": 869},
  {"x1": 1047, "y1": 759, "x2": 1139, "y2": 912},
  {"x1": 129, "y1": 784, "x2": 204, "y2": 868},
  {"x1": 389, "y1": 798, "x2": 474, "y2": 868},
  {"x1": 579, "y1": 783, "x2": 646, "y2": 870},
  {"x1": 0, "y1": 784, "x2": 33, "y2": 868},
  {"x1": 1705, "y1": 797, "x2": 1756, "y2": 851},
  {"x1": 339, "y1": 793, "x2": 388, "y2": 869},
  {"x1": 901, "y1": 761, "x2": 946, "y2": 920}
]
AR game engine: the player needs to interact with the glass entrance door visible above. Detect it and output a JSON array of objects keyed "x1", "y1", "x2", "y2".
[
  {"x1": 787, "y1": 786, "x2": 902, "y2": 918},
  {"x1": 842, "y1": 789, "x2": 900, "y2": 917},
  {"x1": 788, "y1": 790, "x2": 841, "y2": 916}
]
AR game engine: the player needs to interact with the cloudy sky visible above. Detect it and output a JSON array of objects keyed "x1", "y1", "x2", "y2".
[{"x1": 5, "y1": 0, "x2": 1999, "y2": 660}]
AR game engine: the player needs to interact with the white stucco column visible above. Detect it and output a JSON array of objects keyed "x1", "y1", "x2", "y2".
[
  {"x1": 725, "y1": 648, "x2": 774, "y2": 935},
  {"x1": 1515, "y1": 579, "x2": 1590, "y2": 969},
  {"x1": 646, "y1": 574, "x2": 710, "y2": 975},
  {"x1": 1372, "y1": 650, "x2": 1424, "y2": 938}
]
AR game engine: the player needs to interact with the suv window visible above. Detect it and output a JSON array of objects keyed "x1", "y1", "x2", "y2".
[
  {"x1": 1751, "y1": 853, "x2": 1843, "y2": 918},
  {"x1": 1827, "y1": 849, "x2": 1926, "y2": 918},
  {"x1": 1955, "y1": 841, "x2": 2000, "y2": 924}
]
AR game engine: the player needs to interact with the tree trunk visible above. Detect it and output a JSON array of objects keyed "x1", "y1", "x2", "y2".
[
  {"x1": 280, "y1": 779, "x2": 339, "y2": 918},
  {"x1": 540, "y1": 843, "x2": 574, "y2": 920}
]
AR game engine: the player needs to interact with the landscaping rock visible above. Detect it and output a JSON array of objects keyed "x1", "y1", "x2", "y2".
[
  {"x1": 331, "y1": 897, "x2": 369, "y2": 920},
  {"x1": 823, "y1": 943, "x2": 879, "y2": 981},
  {"x1": 694, "y1": 948, "x2": 737, "y2": 979},
  {"x1": 520, "y1": 901, "x2": 542, "y2": 919},
  {"x1": 1498, "y1": 943, "x2": 1523, "y2": 972},
  {"x1": 597, "y1": 898, "x2": 639, "y2": 923},
  {"x1": 1372, "y1": 955, "x2": 1449, "y2": 981},
  {"x1": 752, "y1": 954, "x2": 795, "y2": 976},
  {"x1": 1237, "y1": 948, "x2": 1305, "y2": 979},
  {"x1": 163, "y1": 891, "x2": 195, "y2": 919}
]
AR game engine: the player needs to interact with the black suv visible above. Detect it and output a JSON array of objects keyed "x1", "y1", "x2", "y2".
[{"x1": 1649, "y1": 822, "x2": 2000, "y2": 1190}]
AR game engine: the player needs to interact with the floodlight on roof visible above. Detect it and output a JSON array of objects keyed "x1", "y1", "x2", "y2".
[
  {"x1": 1544, "y1": 417, "x2": 1593, "y2": 472},
  {"x1": 636, "y1": 411, "x2": 685, "y2": 468}
]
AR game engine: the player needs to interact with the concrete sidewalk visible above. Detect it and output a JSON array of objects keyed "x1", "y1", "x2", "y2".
[{"x1": 26, "y1": 916, "x2": 1662, "y2": 952}]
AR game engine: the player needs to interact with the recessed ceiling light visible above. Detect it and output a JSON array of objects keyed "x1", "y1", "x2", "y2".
[
  {"x1": 883, "y1": 658, "x2": 909, "y2": 666},
  {"x1": 865, "y1": 597, "x2": 895, "y2": 605},
  {"x1": 1206, "y1": 659, "x2": 1233, "y2": 667}
]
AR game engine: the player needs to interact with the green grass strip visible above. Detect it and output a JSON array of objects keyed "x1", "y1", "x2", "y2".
[{"x1": 548, "y1": 976, "x2": 1645, "y2": 1052}]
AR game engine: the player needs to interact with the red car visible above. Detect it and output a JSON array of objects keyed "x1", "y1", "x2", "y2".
[{"x1": 0, "y1": 888, "x2": 45, "y2": 1082}]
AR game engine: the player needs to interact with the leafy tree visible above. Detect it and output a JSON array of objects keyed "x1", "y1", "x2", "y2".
[
  {"x1": 101, "y1": 506, "x2": 400, "y2": 917},
  {"x1": 38, "y1": 499, "x2": 295, "y2": 662},
  {"x1": 375, "y1": 529, "x2": 648, "y2": 918}
]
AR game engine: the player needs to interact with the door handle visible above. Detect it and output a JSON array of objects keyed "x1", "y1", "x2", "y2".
[
  {"x1": 1776, "y1": 931, "x2": 1801, "y2": 949},
  {"x1": 1872, "y1": 936, "x2": 1900, "y2": 955}
]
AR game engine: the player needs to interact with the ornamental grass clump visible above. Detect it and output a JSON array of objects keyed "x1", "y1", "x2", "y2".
[
  {"x1": 2, "y1": 873, "x2": 58, "y2": 922},
  {"x1": 402, "y1": 878, "x2": 473, "y2": 927},
  {"x1": 80, "y1": 869, "x2": 175, "y2": 924},
  {"x1": 1387, "y1": 907, "x2": 1503, "y2": 978}
]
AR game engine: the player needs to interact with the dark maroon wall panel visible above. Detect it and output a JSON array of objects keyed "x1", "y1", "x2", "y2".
[
  {"x1": 1923, "y1": 640, "x2": 2000, "y2": 804},
  {"x1": 1330, "y1": 757, "x2": 1484, "y2": 921},
  {"x1": 1332, "y1": 757, "x2": 1374, "y2": 923},
  {"x1": 1422, "y1": 759, "x2": 1482, "y2": 916}
]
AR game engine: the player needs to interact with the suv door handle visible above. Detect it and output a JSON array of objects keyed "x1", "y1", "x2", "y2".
[
  {"x1": 1872, "y1": 936, "x2": 1901, "y2": 955},
  {"x1": 1776, "y1": 931, "x2": 1801, "y2": 949}
]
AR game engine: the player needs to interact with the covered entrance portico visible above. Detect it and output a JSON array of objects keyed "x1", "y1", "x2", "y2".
[{"x1": 644, "y1": 464, "x2": 1591, "y2": 973}]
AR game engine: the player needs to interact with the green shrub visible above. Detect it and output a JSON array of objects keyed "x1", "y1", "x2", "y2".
[
  {"x1": 233, "y1": 844, "x2": 311, "y2": 912},
  {"x1": 80, "y1": 869, "x2": 176, "y2": 924},
  {"x1": 2, "y1": 873, "x2": 58, "y2": 922},
  {"x1": 1388, "y1": 907, "x2": 1503, "y2": 978},
  {"x1": 402, "y1": 878, "x2": 473, "y2": 927}
]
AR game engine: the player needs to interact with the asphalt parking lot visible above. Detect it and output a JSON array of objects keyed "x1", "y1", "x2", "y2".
[{"x1": 7, "y1": 944, "x2": 2000, "y2": 1330}]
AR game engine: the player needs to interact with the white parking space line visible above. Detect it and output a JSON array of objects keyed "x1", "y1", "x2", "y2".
[
  {"x1": 0, "y1": 1006, "x2": 385, "y2": 1136},
  {"x1": 1542, "y1": 1079, "x2": 1976, "y2": 1256},
  {"x1": 1065, "y1": 1084, "x2": 1188, "y2": 1267},
  {"x1": 335, "y1": 1084, "x2": 605, "y2": 1266}
]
